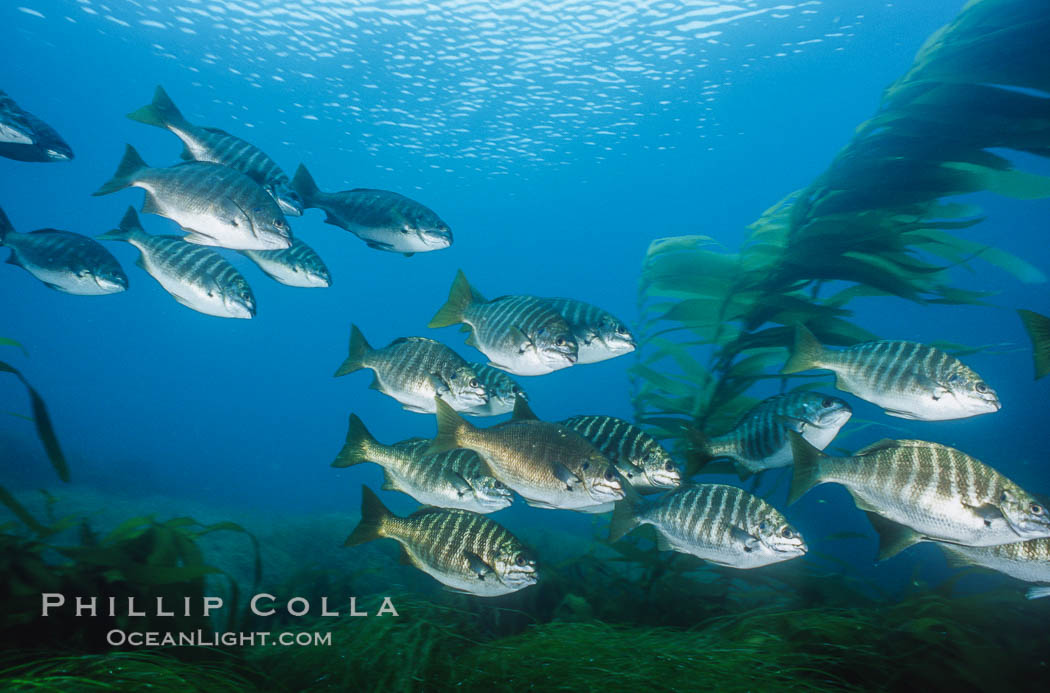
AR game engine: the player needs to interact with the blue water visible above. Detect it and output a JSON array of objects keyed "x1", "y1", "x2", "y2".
[{"x1": 2, "y1": 0, "x2": 1049, "y2": 598}]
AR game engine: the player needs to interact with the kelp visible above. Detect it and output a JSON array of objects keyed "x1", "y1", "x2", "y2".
[
  {"x1": 1, "y1": 339, "x2": 68, "y2": 483},
  {"x1": 632, "y1": 0, "x2": 1050, "y2": 451},
  {"x1": 1017, "y1": 309, "x2": 1050, "y2": 379}
]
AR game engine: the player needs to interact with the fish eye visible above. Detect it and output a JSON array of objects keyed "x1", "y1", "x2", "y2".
[
  {"x1": 781, "y1": 527, "x2": 793, "y2": 539},
  {"x1": 581, "y1": 462, "x2": 590, "y2": 470},
  {"x1": 1000, "y1": 491, "x2": 1010, "y2": 503},
  {"x1": 515, "y1": 555, "x2": 527, "y2": 566},
  {"x1": 664, "y1": 461, "x2": 675, "y2": 471},
  {"x1": 493, "y1": 481, "x2": 505, "y2": 489},
  {"x1": 975, "y1": 382, "x2": 989, "y2": 393},
  {"x1": 822, "y1": 398, "x2": 834, "y2": 408},
  {"x1": 759, "y1": 521, "x2": 769, "y2": 531},
  {"x1": 555, "y1": 337, "x2": 566, "y2": 346},
  {"x1": 1032, "y1": 504, "x2": 1045, "y2": 516},
  {"x1": 469, "y1": 379, "x2": 479, "y2": 388},
  {"x1": 604, "y1": 469, "x2": 617, "y2": 481}
]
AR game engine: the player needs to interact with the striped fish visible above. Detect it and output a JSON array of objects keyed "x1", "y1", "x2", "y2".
[
  {"x1": 332, "y1": 415, "x2": 512, "y2": 513},
  {"x1": 609, "y1": 484, "x2": 807, "y2": 569},
  {"x1": 428, "y1": 270, "x2": 578, "y2": 376},
  {"x1": 789, "y1": 435, "x2": 1050, "y2": 558},
  {"x1": 781, "y1": 324, "x2": 1000, "y2": 420},
  {"x1": 0, "y1": 88, "x2": 73, "y2": 162},
  {"x1": 345, "y1": 485, "x2": 537, "y2": 596},
  {"x1": 241, "y1": 237, "x2": 330, "y2": 288},
  {"x1": 291, "y1": 164, "x2": 451, "y2": 255},
  {"x1": 0, "y1": 206, "x2": 126, "y2": 295},
  {"x1": 92, "y1": 145, "x2": 292, "y2": 252},
  {"x1": 333, "y1": 325, "x2": 488, "y2": 413},
  {"x1": 937, "y1": 538, "x2": 1050, "y2": 599},
  {"x1": 429, "y1": 398, "x2": 624, "y2": 512},
  {"x1": 1018, "y1": 309, "x2": 1050, "y2": 380},
  {"x1": 545, "y1": 298, "x2": 635, "y2": 364},
  {"x1": 98, "y1": 207, "x2": 255, "y2": 318},
  {"x1": 694, "y1": 392, "x2": 852, "y2": 476},
  {"x1": 560, "y1": 415, "x2": 680, "y2": 492},
  {"x1": 126, "y1": 86, "x2": 302, "y2": 216},
  {"x1": 462, "y1": 363, "x2": 528, "y2": 417}
]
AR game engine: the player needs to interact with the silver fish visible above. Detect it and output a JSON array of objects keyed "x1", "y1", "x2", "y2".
[
  {"x1": 693, "y1": 392, "x2": 852, "y2": 476},
  {"x1": 332, "y1": 415, "x2": 512, "y2": 513},
  {"x1": 127, "y1": 86, "x2": 302, "y2": 216},
  {"x1": 429, "y1": 398, "x2": 624, "y2": 512},
  {"x1": 0, "y1": 205, "x2": 126, "y2": 295},
  {"x1": 0, "y1": 89, "x2": 73, "y2": 162},
  {"x1": 560, "y1": 415, "x2": 680, "y2": 492},
  {"x1": 93, "y1": 144, "x2": 292, "y2": 251},
  {"x1": 545, "y1": 298, "x2": 635, "y2": 364},
  {"x1": 609, "y1": 483, "x2": 807, "y2": 569},
  {"x1": 291, "y1": 164, "x2": 451, "y2": 255},
  {"x1": 241, "y1": 237, "x2": 330, "y2": 288},
  {"x1": 345, "y1": 486, "x2": 537, "y2": 597},
  {"x1": 428, "y1": 270, "x2": 578, "y2": 376},
  {"x1": 334, "y1": 325, "x2": 488, "y2": 413},
  {"x1": 98, "y1": 207, "x2": 255, "y2": 318},
  {"x1": 789, "y1": 435, "x2": 1050, "y2": 558},
  {"x1": 462, "y1": 363, "x2": 528, "y2": 417},
  {"x1": 938, "y1": 538, "x2": 1050, "y2": 600},
  {"x1": 782, "y1": 324, "x2": 1000, "y2": 420}
]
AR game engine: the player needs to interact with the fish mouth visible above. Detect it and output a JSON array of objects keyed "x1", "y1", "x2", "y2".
[
  {"x1": 502, "y1": 569, "x2": 538, "y2": 587},
  {"x1": 96, "y1": 275, "x2": 128, "y2": 293},
  {"x1": 46, "y1": 148, "x2": 73, "y2": 161},
  {"x1": 307, "y1": 271, "x2": 331, "y2": 287},
  {"x1": 277, "y1": 196, "x2": 304, "y2": 217},
  {"x1": 590, "y1": 480, "x2": 625, "y2": 502},
  {"x1": 418, "y1": 228, "x2": 453, "y2": 248},
  {"x1": 647, "y1": 470, "x2": 681, "y2": 489},
  {"x1": 603, "y1": 336, "x2": 637, "y2": 353}
]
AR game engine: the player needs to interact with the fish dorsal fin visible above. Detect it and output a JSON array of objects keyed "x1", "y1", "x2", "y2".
[
  {"x1": 853, "y1": 439, "x2": 902, "y2": 456},
  {"x1": 201, "y1": 125, "x2": 234, "y2": 138},
  {"x1": 464, "y1": 551, "x2": 494, "y2": 579},
  {"x1": 391, "y1": 336, "x2": 438, "y2": 347},
  {"x1": 511, "y1": 395, "x2": 538, "y2": 421}
]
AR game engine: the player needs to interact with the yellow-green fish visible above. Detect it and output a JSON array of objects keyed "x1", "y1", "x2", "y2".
[
  {"x1": 782, "y1": 324, "x2": 999, "y2": 420},
  {"x1": 345, "y1": 486, "x2": 536, "y2": 596}
]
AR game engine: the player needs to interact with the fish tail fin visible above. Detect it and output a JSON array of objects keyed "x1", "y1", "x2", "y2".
[
  {"x1": 97, "y1": 207, "x2": 145, "y2": 243},
  {"x1": 0, "y1": 205, "x2": 12, "y2": 245},
  {"x1": 429, "y1": 397, "x2": 471, "y2": 454},
  {"x1": 781, "y1": 323, "x2": 825, "y2": 374},
  {"x1": 1025, "y1": 586, "x2": 1050, "y2": 600},
  {"x1": 1018, "y1": 309, "x2": 1050, "y2": 380},
  {"x1": 608, "y1": 495, "x2": 643, "y2": 543},
  {"x1": 126, "y1": 85, "x2": 187, "y2": 130},
  {"x1": 684, "y1": 428, "x2": 715, "y2": 478},
  {"x1": 290, "y1": 164, "x2": 321, "y2": 207},
  {"x1": 334, "y1": 324, "x2": 372, "y2": 377},
  {"x1": 92, "y1": 145, "x2": 148, "y2": 197},
  {"x1": 864, "y1": 512, "x2": 923, "y2": 562},
  {"x1": 787, "y1": 431, "x2": 825, "y2": 505},
  {"x1": 344, "y1": 486, "x2": 392, "y2": 547},
  {"x1": 332, "y1": 414, "x2": 379, "y2": 468},
  {"x1": 428, "y1": 269, "x2": 476, "y2": 328}
]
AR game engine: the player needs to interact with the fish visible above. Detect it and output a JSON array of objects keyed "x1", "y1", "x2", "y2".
[
  {"x1": 788, "y1": 434, "x2": 1050, "y2": 558},
  {"x1": 937, "y1": 538, "x2": 1050, "y2": 600},
  {"x1": 428, "y1": 270, "x2": 578, "y2": 376},
  {"x1": 333, "y1": 325, "x2": 488, "y2": 413},
  {"x1": 781, "y1": 324, "x2": 1000, "y2": 420},
  {"x1": 241, "y1": 237, "x2": 330, "y2": 288},
  {"x1": 429, "y1": 397, "x2": 625, "y2": 512},
  {"x1": 332, "y1": 415, "x2": 512, "y2": 513},
  {"x1": 0, "y1": 89, "x2": 73, "y2": 162},
  {"x1": 0, "y1": 205, "x2": 126, "y2": 295},
  {"x1": 560, "y1": 415, "x2": 680, "y2": 492},
  {"x1": 1017, "y1": 309, "x2": 1050, "y2": 380},
  {"x1": 98, "y1": 207, "x2": 255, "y2": 318},
  {"x1": 92, "y1": 144, "x2": 292, "y2": 252},
  {"x1": 462, "y1": 363, "x2": 528, "y2": 417},
  {"x1": 690, "y1": 392, "x2": 852, "y2": 477},
  {"x1": 609, "y1": 483, "x2": 807, "y2": 569},
  {"x1": 290, "y1": 164, "x2": 451, "y2": 255},
  {"x1": 544, "y1": 298, "x2": 635, "y2": 364},
  {"x1": 345, "y1": 485, "x2": 537, "y2": 597},
  {"x1": 127, "y1": 86, "x2": 303, "y2": 216}
]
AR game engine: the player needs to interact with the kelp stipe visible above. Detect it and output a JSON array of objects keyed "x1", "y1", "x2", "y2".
[{"x1": 632, "y1": 0, "x2": 1050, "y2": 457}]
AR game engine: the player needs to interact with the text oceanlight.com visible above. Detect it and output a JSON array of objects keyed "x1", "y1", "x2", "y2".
[{"x1": 106, "y1": 630, "x2": 333, "y2": 647}]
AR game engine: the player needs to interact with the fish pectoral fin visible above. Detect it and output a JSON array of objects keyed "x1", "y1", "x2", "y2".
[
  {"x1": 524, "y1": 498, "x2": 560, "y2": 510},
  {"x1": 450, "y1": 472, "x2": 473, "y2": 497},
  {"x1": 464, "y1": 551, "x2": 494, "y2": 580},
  {"x1": 428, "y1": 373, "x2": 450, "y2": 397},
  {"x1": 182, "y1": 232, "x2": 220, "y2": 247},
  {"x1": 773, "y1": 414, "x2": 807, "y2": 433},
  {"x1": 729, "y1": 525, "x2": 760, "y2": 552},
  {"x1": 964, "y1": 502, "x2": 1004, "y2": 526},
  {"x1": 365, "y1": 240, "x2": 395, "y2": 251},
  {"x1": 882, "y1": 408, "x2": 921, "y2": 420},
  {"x1": 552, "y1": 463, "x2": 583, "y2": 491},
  {"x1": 577, "y1": 502, "x2": 614, "y2": 514},
  {"x1": 509, "y1": 326, "x2": 533, "y2": 354},
  {"x1": 402, "y1": 404, "x2": 430, "y2": 413}
]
